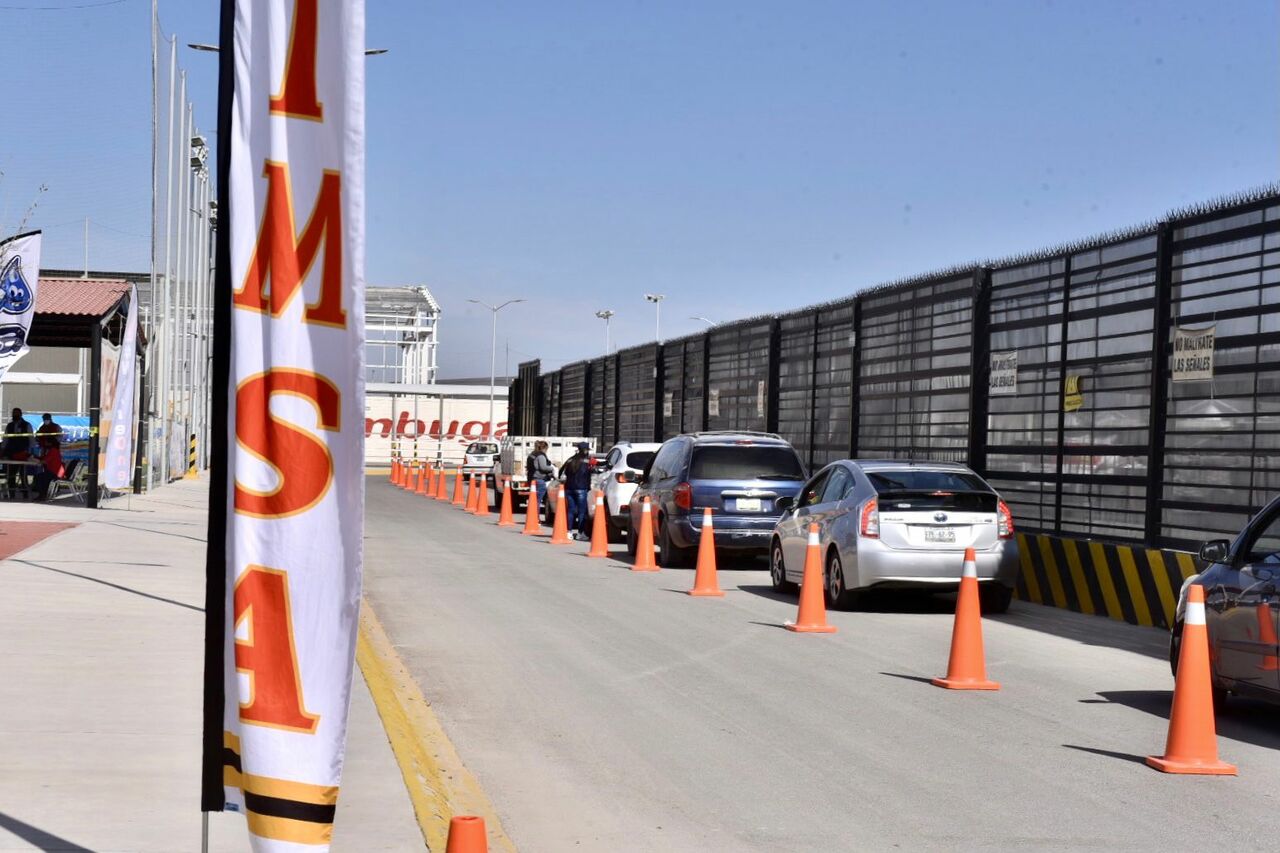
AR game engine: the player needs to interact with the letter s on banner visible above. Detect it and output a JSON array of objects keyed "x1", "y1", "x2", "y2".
[{"x1": 234, "y1": 369, "x2": 340, "y2": 518}]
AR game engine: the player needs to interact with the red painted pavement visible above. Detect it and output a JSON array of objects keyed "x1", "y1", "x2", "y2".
[{"x1": 0, "y1": 522, "x2": 78, "y2": 561}]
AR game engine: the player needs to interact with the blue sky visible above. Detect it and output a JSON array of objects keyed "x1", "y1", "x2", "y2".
[{"x1": 4, "y1": 0, "x2": 1277, "y2": 377}]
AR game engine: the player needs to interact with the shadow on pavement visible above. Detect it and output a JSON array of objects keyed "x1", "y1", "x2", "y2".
[
  {"x1": 1061, "y1": 744, "x2": 1147, "y2": 765},
  {"x1": 988, "y1": 604, "x2": 1170, "y2": 662},
  {"x1": 10, "y1": 559, "x2": 203, "y2": 613},
  {"x1": 1087, "y1": 690, "x2": 1280, "y2": 750},
  {"x1": 880, "y1": 671, "x2": 937, "y2": 686},
  {"x1": 737, "y1": 584, "x2": 795, "y2": 604},
  {"x1": 0, "y1": 811, "x2": 95, "y2": 852}
]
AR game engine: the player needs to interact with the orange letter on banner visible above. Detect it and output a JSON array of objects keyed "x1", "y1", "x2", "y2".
[
  {"x1": 235, "y1": 369, "x2": 339, "y2": 518},
  {"x1": 234, "y1": 565, "x2": 319, "y2": 732},
  {"x1": 269, "y1": 0, "x2": 322, "y2": 120},
  {"x1": 234, "y1": 162, "x2": 346, "y2": 327}
]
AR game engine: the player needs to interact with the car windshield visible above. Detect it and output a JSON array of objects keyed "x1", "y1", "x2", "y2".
[
  {"x1": 625, "y1": 451, "x2": 656, "y2": 470},
  {"x1": 689, "y1": 446, "x2": 804, "y2": 480},
  {"x1": 468, "y1": 442, "x2": 498, "y2": 455}
]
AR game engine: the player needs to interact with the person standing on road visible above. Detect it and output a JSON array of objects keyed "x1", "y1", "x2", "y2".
[
  {"x1": 559, "y1": 441, "x2": 593, "y2": 540},
  {"x1": 1, "y1": 408, "x2": 34, "y2": 499},
  {"x1": 526, "y1": 440, "x2": 556, "y2": 521}
]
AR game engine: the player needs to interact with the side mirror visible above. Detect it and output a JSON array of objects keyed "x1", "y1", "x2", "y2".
[
  {"x1": 776, "y1": 495, "x2": 794, "y2": 512},
  {"x1": 1199, "y1": 539, "x2": 1231, "y2": 565}
]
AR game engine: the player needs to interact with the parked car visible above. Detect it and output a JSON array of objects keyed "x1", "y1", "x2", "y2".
[
  {"x1": 1169, "y1": 495, "x2": 1280, "y2": 709},
  {"x1": 626, "y1": 432, "x2": 807, "y2": 567},
  {"x1": 587, "y1": 441, "x2": 661, "y2": 541},
  {"x1": 462, "y1": 439, "x2": 500, "y2": 482},
  {"x1": 770, "y1": 460, "x2": 1019, "y2": 612}
]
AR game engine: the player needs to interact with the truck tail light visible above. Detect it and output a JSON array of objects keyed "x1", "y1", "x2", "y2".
[
  {"x1": 860, "y1": 498, "x2": 879, "y2": 538},
  {"x1": 674, "y1": 482, "x2": 693, "y2": 510},
  {"x1": 998, "y1": 500, "x2": 1015, "y2": 540}
]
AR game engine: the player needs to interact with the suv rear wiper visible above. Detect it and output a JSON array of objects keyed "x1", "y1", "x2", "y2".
[{"x1": 756, "y1": 474, "x2": 804, "y2": 480}]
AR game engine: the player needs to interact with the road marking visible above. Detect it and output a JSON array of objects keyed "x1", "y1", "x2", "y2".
[{"x1": 356, "y1": 600, "x2": 515, "y2": 852}]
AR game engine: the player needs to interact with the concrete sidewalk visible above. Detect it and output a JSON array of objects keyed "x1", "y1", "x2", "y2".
[{"x1": 0, "y1": 480, "x2": 423, "y2": 852}]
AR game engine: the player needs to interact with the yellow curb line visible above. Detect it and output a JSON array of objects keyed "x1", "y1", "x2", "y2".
[{"x1": 356, "y1": 600, "x2": 516, "y2": 852}]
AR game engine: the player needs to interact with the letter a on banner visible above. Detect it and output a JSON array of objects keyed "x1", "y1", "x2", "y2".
[{"x1": 202, "y1": 1, "x2": 365, "y2": 850}]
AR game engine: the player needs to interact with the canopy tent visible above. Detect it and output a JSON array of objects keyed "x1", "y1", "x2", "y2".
[{"x1": 18, "y1": 277, "x2": 145, "y2": 507}]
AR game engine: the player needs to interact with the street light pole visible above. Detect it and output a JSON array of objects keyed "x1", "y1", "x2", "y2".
[
  {"x1": 645, "y1": 293, "x2": 666, "y2": 343},
  {"x1": 690, "y1": 316, "x2": 715, "y2": 328},
  {"x1": 594, "y1": 309, "x2": 614, "y2": 355},
  {"x1": 467, "y1": 298, "x2": 525, "y2": 434}
]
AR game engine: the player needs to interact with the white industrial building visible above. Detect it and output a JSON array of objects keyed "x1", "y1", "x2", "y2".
[{"x1": 365, "y1": 285, "x2": 441, "y2": 385}]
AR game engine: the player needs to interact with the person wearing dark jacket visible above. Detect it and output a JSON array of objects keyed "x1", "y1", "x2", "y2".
[
  {"x1": 559, "y1": 442, "x2": 593, "y2": 540},
  {"x1": 525, "y1": 440, "x2": 556, "y2": 521},
  {"x1": 1, "y1": 408, "x2": 34, "y2": 498}
]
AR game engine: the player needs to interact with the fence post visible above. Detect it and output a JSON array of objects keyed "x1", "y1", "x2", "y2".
[
  {"x1": 807, "y1": 311, "x2": 820, "y2": 470},
  {"x1": 1053, "y1": 255, "x2": 1073, "y2": 534},
  {"x1": 652, "y1": 345, "x2": 665, "y2": 443},
  {"x1": 701, "y1": 332, "x2": 711, "y2": 431},
  {"x1": 1145, "y1": 222, "x2": 1174, "y2": 548},
  {"x1": 766, "y1": 319, "x2": 782, "y2": 435},
  {"x1": 848, "y1": 297, "x2": 862, "y2": 458},
  {"x1": 968, "y1": 268, "x2": 992, "y2": 476}
]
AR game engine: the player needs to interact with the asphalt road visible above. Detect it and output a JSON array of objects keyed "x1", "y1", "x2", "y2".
[{"x1": 364, "y1": 477, "x2": 1280, "y2": 852}]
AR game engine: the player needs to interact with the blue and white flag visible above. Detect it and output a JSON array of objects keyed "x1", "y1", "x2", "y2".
[{"x1": 0, "y1": 231, "x2": 41, "y2": 383}]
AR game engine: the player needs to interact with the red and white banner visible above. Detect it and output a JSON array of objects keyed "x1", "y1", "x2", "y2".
[
  {"x1": 203, "y1": 1, "x2": 365, "y2": 850},
  {"x1": 101, "y1": 284, "x2": 138, "y2": 490}
]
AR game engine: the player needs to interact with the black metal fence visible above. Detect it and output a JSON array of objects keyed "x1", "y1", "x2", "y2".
[{"x1": 508, "y1": 188, "x2": 1280, "y2": 552}]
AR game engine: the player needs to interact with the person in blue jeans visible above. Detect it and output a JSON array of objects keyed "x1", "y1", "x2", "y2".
[
  {"x1": 559, "y1": 441, "x2": 593, "y2": 540},
  {"x1": 526, "y1": 440, "x2": 557, "y2": 521}
]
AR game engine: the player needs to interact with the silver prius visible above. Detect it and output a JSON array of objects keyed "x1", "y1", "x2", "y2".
[{"x1": 769, "y1": 460, "x2": 1020, "y2": 612}]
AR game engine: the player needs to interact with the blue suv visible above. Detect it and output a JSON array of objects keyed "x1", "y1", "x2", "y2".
[{"x1": 626, "y1": 432, "x2": 807, "y2": 567}]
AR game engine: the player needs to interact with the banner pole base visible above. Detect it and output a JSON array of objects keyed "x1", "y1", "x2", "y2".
[{"x1": 201, "y1": 812, "x2": 208, "y2": 853}]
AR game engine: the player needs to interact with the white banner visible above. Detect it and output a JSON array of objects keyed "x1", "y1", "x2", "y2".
[
  {"x1": 989, "y1": 351, "x2": 1017, "y2": 395},
  {"x1": 1173, "y1": 325, "x2": 1215, "y2": 381},
  {"x1": 211, "y1": 1, "x2": 365, "y2": 849},
  {"x1": 102, "y1": 284, "x2": 138, "y2": 490},
  {"x1": 0, "y1": 231, "x2": 41, "y2": 383}
]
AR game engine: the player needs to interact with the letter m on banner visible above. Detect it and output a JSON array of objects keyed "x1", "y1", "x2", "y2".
[{"x1": 203, "y1": 1, "x2": 366, "y2": 850}]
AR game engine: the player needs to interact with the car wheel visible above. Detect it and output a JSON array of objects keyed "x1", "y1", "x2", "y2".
[
  {"x1": 979, "y1": 584, "x2": 1014, "y2": 614},
  {"x1": 770, "y1": 539, "x2": 796, "y2": 593},
  {"x1": 825, "y1": 551, "x2": 862, "y2": 611},
  {"x1": 606, "y1": 515, "x2": 625, "y2": 544},
  {"x1": 657, "y1": 518, "x2": 692, "y2": 568},
  {"x1": 626, "y1": 516, "x2": 639, "y2": 557}
]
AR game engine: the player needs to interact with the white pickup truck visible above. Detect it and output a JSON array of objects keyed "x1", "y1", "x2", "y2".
[{"x1": 494, "y1": 435, "x2": 596, "y2": 509}]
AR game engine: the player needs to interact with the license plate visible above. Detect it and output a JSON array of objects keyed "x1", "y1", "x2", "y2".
[
  {"x1": 734, "y1": 498, "x2": 762, "y2": 512},
  {"x1": 924, "y1": 528, "x2": 956, "y2": 543}
]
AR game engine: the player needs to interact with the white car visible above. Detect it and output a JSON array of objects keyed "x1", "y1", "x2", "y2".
[
  {"x1": 462, "y1": 439, "x2": 500, "y2": 482},
  {"x1": 588, "y1": 442, "x2": 661, "y2": 541}
]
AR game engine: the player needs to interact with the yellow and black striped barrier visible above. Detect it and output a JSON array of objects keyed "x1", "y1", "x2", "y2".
[
  {"x1": 1013, "y1": 532, "x2": 1200, "y2": 630},
  {"x1": 184, "y1": 433, "x2": 198, "y2": 479}
]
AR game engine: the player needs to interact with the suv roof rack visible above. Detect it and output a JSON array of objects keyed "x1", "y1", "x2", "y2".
[{"x1": 690, "y1": 430, "x2": 783, "y2": 440}]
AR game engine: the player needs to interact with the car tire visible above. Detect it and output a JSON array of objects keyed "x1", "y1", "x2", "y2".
[
  {"x1": 657, "y1": 517, "x2": 692, "y2": 568},
  {"x1": 979, "y1": 584, "x2": 1014, "y2": 614},
  {"x1": 626, "y1": 517, "x2": 639, "y2": 557},
  {"x1": 770, "y1": 539, "x2": 796, "y2": 593},
  {"x1": 606, "y1": 515, "x2": 625, "y2": 544},
  {"x1": 825, "y1": 550, "x2": 863, "y2": 611}
]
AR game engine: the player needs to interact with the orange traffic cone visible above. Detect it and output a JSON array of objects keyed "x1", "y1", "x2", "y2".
[
  {"x1": 688, "y1": 508, "x2": 724, "y2": 597},
  {"x1": 932, "y1": 548, "x2": 997, "y2": 689},
  {"x1": 522, "y1": 483, "x2": 542, "y2": 535},
  {"x1": 435, "y1": 467, "x2": 449, "y2": 501},
  {"x1": 785, "y1": 524, "x2": 836, "y2": 632},
  {"x1": 451, "y1": 470, "x2": 465, "y2": 506},
  {"x1": 391, "y1": 457, "x2": 400, "y2": 485},
  {"x1": 465, "y1": 474, "x2": 479, "y2": 512},
  {"x1": 587, "y1": 491, "x2": 610, "y2": 557},
  {"x1": 418, "y1": 465, "x2": 432, "y2": 496},
  {"x1": 474, "y1": 476, "x2": 491, "y2": 517},
  {"x1": 497, "y1": 478, "x2": 516, "y2": 526},
  {"x1": 1146, "y1": 584, "x2": 1237, "y2": 774},
  {"x1": 549, "y1": 485, "x2": 572, "y2": 545},
  {"x1": 401, "y1": 463, "x2": 412, "y2": 491},
  {"x1": 444, "y1": 814, "x2": 488, "y2": 853},
  {"x1": 1256, "y1": 602, "x2": 1278, "y2": 672},
  {"x1": 631, "y1": 497, "x2": 658, "y2": 572}
]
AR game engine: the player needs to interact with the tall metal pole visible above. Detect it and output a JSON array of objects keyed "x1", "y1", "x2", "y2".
[
  {"x1": 488, "y1": 308, "x2": 497, "y2": 433},
  {"x1": 159, "y1": 38, "x2": 178, "y2": 483}
]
